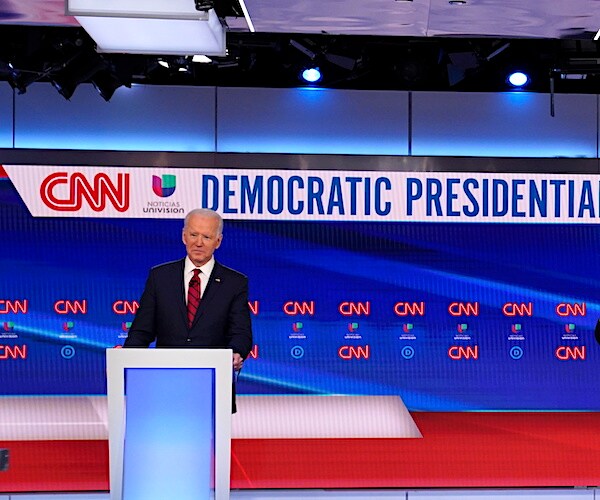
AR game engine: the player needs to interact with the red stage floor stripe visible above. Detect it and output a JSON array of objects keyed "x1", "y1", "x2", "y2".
[
  {"x1": 1, "y1": 412, "x2": 600, "y2": 493},
  {"x1": 230, "y1": 412, "x2": 600, "y2": 489},
  {"x1": 0, "y1": 440, "x2": 108, "y2": 492}
]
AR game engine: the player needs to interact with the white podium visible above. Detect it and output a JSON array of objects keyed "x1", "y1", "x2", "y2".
[{"x1": 106, "y1": 348, "x2": 232, "y2": 500}]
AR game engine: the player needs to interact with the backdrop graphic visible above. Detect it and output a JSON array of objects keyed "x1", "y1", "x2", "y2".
[{"x1": 1, "y1": 164, "x2": 600, "y2": 490}]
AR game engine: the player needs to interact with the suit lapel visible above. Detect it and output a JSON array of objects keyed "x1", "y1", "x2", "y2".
[{"x1": 174, "y1": 259, "x2": 189, "y2": 329}]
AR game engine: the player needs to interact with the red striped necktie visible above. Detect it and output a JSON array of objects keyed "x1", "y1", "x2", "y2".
[{"x1": 187, "y1": 268, "x2": 201, "y2": 328}]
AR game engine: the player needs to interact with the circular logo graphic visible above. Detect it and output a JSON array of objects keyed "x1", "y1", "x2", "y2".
[
  {"x1": 509, "y1": 346, "x2": 524, "y2": 360},
  {"x1": 61, "y1": 345, "x2": 76, "y2": 359},
  {"x1": 290, "y1": 345, "x2": 305, "y2": 359},
  {"x1": 401, "y1": 346, "x2": 415, "y2": 359}
]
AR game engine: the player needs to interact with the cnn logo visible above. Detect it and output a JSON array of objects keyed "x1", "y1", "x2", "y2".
[{"x1": 40, "y1": 172, "x2": 130, "y2": 212}]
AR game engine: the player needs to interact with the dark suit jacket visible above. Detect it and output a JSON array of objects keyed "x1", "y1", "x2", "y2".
[{"x1": 124, "y1": 258, "x2": 253, "y2": 411}]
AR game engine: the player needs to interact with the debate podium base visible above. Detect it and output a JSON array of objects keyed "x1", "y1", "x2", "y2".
[{"x1": 106, "y1": 348, "x2": 232, "y2": 500}]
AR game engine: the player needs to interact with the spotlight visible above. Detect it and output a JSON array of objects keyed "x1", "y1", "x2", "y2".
[
  {"x1": 194, "y1": 0, "x2": 215, "y2": 11},
  {"x1": 508, "y1": 71, "x2": 529, "y2": 88},
  {"x1": 49, "y1": 50, "x2": 108, "y2": 100},
  {"x1": 51, "y1": 77, "x2": 78, "y2": 100},
  {"x1": 301, "y1": 67, "x2": 321, "y2": 83},
  {"x1": 446, "y1": 51, "x2": 480, "y2": 86},
  {"x1": 91, "y1": 70, "x2": 128, "y2": 101},
  {"x1": 290, "y1": 39, "x2": 317, "y2": 60},
  {"x1": 325, "y1": 52, "x2": 357, "y2": 71},
  {"x1": 7, "y1": 71, "x2": 29, "y2": 95},
  {"x1": 192, "y1": 55, "x2": 212, "y2": 64}
]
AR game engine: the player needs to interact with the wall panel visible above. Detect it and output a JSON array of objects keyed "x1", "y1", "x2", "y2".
[
  {"x1": 0, "y1": 85, "x2": 13, "y2": 148},
  {"x1": 13, "y1": 84, "x2": 216, "y2": 152},
  {"x1": 412, "y1": 92, "x2": 597, "y2": 158},
  {"x1": 216, "y1": 87, "x2": 409, "y2": 155},
  {"x1": 5, "y1": 84, "x2": 600, "y2": 159}
]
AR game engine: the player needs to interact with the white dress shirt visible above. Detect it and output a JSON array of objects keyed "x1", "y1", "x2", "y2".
[{"x1": 183, "y1": 256, "x2": 215, "y2": 303}]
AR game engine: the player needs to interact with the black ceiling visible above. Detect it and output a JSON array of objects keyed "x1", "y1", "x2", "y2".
[{"x1": 1, "y1": 25, "x2": 600, "y2": 100}]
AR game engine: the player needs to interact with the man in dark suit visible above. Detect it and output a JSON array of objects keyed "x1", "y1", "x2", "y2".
[{"x1": 124, "y1": 208, "x2": 253, "y2": 411}]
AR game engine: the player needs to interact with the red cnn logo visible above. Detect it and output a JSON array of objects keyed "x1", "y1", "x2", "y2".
[
  {"x1": 448, "y1": 302, "x2": 479, "y2": 316},
  {"x1": 0, "y1": 300, "x2": 28, "y2": 314},
  {"x1": 54, "y1": 300, "x2": 87, "y2": 315},
  {"x1": 283, "y1": 301, "x2": 315, "y2": 316},
  {"x1": 40, "y1": 172, "x2": 130, "y2": 212},
  {"x1": 394, "y1": 302, "x2": 425, "y2": 316},
  {"x1": 502, "y1": 302, "x2": 533, "y2": 316},
  {"x1": 555, "y1": 346, "x2": 586, "y2": 360},
  {"x1": 248, "y1": 301, "x2": 259, "y2": 315},
  {"x1": 112, "y1": 300, "x2": 139, "y2": 315},
  {"x1": 338, "y1": 345, "x2": 370, "y2": 359},
  {"x1": 338, "y1": 301, "x2": 370, "y2": 316},
  {"x1": 0, "y1": 345, "x2": 27, "y2": 359},
  {"x1": 247, "y1": 345, "x2": 259, "y2": 359},
  {"x1": 448, "y1": 345, "x2": 479, "y2": 360},
  {"x1": 555, "y1": 303, "x2": 586, "y2": 317}
]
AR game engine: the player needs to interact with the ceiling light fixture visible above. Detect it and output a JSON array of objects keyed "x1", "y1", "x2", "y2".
[
  {"x1": 192, "y1": 55, "x2": 212, "y2": 63},
  {"x1": 92, "y1": 70, "x2": 130, "y2": 101},
  {"x1": 66, "y1": 0, "x2": 226, "y2": 56},
  {"x1": 486, "y1": 42, "x2": 510, "y2": 61},
  {"x1": 49, "y1": 50, "x2": 109, "y2": 100},
  {"x1": 194, "y1": 0, "x2": 215, "y2": 11},
  {"x1": 301, "y1": 67, "x2": 322, "y2": 83},
  {"x1": 290, "y1": 39, "x2": 317, "y2": 60},
  {"x1": 507, "y1": 71, "x2": 529, "y2": 88}
]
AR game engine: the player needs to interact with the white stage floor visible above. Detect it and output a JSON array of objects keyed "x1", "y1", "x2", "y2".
[{"x1": 0, "y1": 395, "x2": 422, "y2": 440}]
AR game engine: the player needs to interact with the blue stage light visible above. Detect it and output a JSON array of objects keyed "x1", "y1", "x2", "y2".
[
  {"x1": 301, "y1": 67, "x2": 322, "y2": 83},
  {"x1": 508, "y1": 71, "x2": 529, "y2": 88}
]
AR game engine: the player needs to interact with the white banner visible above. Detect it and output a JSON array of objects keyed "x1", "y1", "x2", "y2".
[{"x1": 5, "y1": 164, "x2": 600, "y2": 223}]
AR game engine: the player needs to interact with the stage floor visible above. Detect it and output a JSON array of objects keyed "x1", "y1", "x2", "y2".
[
  {"x1": 0, "y1": 489, "x2": 598, "y2": 500},
  {"x1": 1, "y1": 396, "x2": 599, "y2": 492}
]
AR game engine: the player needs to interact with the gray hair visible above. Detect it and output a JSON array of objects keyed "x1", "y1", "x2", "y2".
[{"x1": 183, "y1": 208, "x2": 224, "y2": 235}]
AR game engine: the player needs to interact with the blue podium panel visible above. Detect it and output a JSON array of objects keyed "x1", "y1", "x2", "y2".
[{"x1": 123, "y1": 368, "x2": 215, "y2": 500}]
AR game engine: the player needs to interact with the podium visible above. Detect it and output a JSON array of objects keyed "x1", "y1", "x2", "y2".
[{"x1": 106, "y1": 348, "x2": 232, "y2": 500}]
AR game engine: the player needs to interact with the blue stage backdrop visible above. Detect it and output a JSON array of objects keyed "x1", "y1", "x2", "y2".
[{"x1": 1, "y1": 166, "x2": 599, "y2": 411}]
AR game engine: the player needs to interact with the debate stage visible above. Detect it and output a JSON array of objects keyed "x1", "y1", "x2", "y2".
[{"x1": 0, "y1": 395, "x2": 599, "y2": 492}]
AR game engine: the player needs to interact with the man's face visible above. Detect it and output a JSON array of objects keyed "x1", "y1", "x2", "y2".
[{"x1": 182, "y1": 214, "x2": 223, "y2": 267}]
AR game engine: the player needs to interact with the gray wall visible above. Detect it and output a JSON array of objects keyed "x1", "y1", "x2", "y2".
[{"x1": 0, "y1": 83, "x2": 596, "y2": 158}]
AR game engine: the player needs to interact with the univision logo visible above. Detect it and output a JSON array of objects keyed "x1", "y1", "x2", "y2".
[{"x1": 152, "y1": 175, "x2": 176, "y2": 197}]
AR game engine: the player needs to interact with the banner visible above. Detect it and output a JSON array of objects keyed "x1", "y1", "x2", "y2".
[{"x1": 6, "y1": 164, "x2": 600, "y2": 222}]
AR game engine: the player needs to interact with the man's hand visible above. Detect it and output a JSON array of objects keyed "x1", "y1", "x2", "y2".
[{"x1": 233, "y1": 352, "x2": 244, "y2": 371}]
